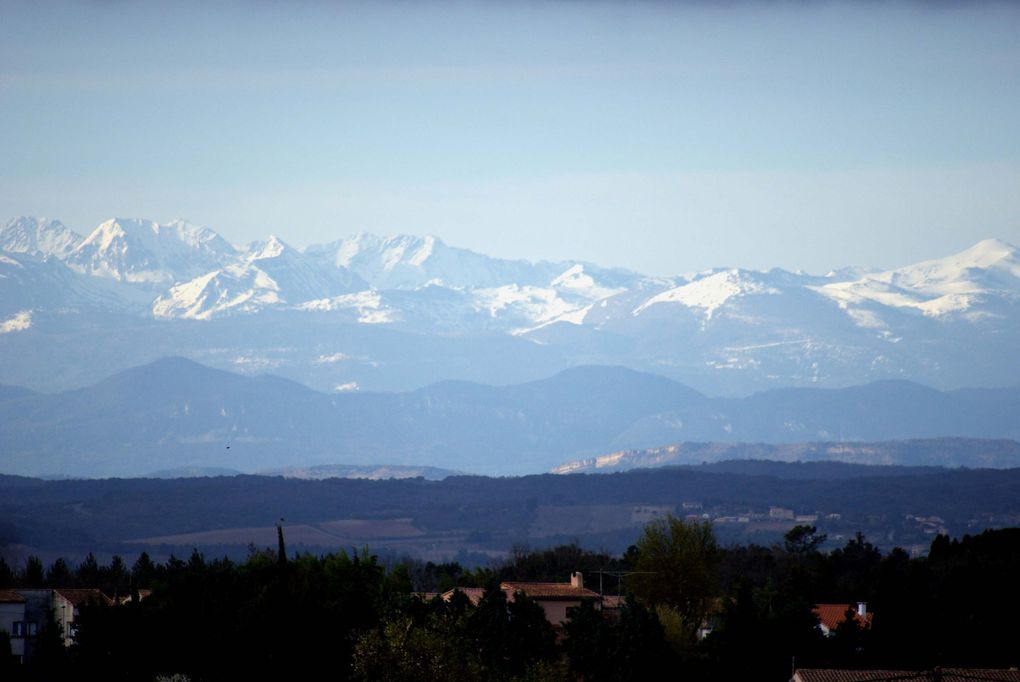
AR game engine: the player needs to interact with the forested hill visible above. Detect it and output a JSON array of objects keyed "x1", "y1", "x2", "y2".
[{"x1": 2, "y1": 462, "x2": 1019, "y2": 561}]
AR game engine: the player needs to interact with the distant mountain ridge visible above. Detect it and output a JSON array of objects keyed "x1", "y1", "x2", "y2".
[
  {"x1": 1, "y1": 358, "x2": 1018, "y2": 478},
  {"x1": 552, "y1": 439, "x2": 1020, "y2": 474},
  {"x1": 2, "y1": 215, "x2": 1020, "y2": 397}
]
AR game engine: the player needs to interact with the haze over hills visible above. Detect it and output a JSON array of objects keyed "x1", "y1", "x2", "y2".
[
  {"x1": 1, "y1": 357, "x2": 1019, "y2": 478},
  {"x1": 2, "y1": 216, "x2": 1020, "y2": 396},
  {"x1": 552, "y1": 439, "x2": 1020, "y2": 475}
]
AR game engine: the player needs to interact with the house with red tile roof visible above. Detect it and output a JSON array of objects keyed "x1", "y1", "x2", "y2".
[
  {"x1": 441, "y1": 572, "x2": 601, "y2": 626},
  {"x1": 813, "y1": 602, "x2": 873, "y2": 637},
  {"x1": 502, "y1": 572, "x2": 601, "y2": 625},
  {"x1": 440, "y1": 586, "x2": 487, "y2": 606}
]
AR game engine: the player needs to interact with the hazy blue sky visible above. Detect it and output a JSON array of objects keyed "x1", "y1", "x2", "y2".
[{"x1": 2, "y1": 1, "x2": 1019, "y2": 275}]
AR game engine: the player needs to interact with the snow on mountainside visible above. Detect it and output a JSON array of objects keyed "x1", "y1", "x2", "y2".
[
  {"x1": 551, "y1": 263, "x2": 628, "y2": 301},
  {"x1": 813, "y1": 238, "x2": 1020, "y2": 320},
  {"x1": 472, "y1": 284, "x2": 583, "y2": 331},
  {"x1": 633, "y1": 269, "x2": 780, "y2": 319},
  {"x1": 0, "y1": 217, "x2": 82, "y2": 259},
  {"x1": 299, "y1": 289, "x2": 401, "y2": 324},
  {"x1": 153, "y1": 235, "x2": 365, "y2": 320},
  {"x1": 67, "y1": 218, "x2": 238, "y2": 285},
  {"x1": 3, "y1": 214, "x2": 1020, "y2": 395},
  {"x1": 0, "y1": 251, "x2": 140, "y2": 316},
  {"x1": 468, "y1": 264, "x2": 632, "y2": 333},
  {"x1": 248, "y1": 235, "x2": 364, "y2": 301},
  {"x1": 152, "y1": 265, "x2": 284, "y2": 320},
  {"x1": 307, "y1": 232, "x2": 573, "y2": 290}
]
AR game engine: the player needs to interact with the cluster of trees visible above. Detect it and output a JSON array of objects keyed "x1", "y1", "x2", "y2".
[
  {"x1": 1, "y1": 521, "x2": 1018, "y2": 680},
  {"x1": 0, "y1": 553, "x2": 133, "y2": 598}
]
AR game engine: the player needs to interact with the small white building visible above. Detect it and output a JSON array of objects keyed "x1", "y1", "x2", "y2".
[{"x1": 0, "y1": 589, "x2": 28, "y2": 662}]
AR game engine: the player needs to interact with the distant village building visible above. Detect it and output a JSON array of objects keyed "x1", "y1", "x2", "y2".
[
  {"x1": 769, "y1": 506, "x2": 795, "y2": 520},
  {"x1": 630, "y1": 505, "x2": 673, "y2": 523}
]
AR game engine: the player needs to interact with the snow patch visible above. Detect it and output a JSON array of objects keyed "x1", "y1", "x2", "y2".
[
  {"x1": 845, "y1": 308, "x2": 886, "y2": 329},
  {"x1": 231, "y1": 355, "x2": 283, "y2": 371},
  {"x1": 299, "y1": 290, "x2": 401, "y2": 324},
  {"x1": 315, "y1": 352, "x2": 350, "y2": 364},
  {"x1": 0, "y1": 310, "x2": 32, "y2": 333},
  {"x1": 471, "y1": 284, "x2": 586, "y2": 331},
  {"x1": 513, "y1": 303, "x2": 594, "y2": 335},
  {"x1": 550, "y1": 264, "x2": 626, "y2": 300}
]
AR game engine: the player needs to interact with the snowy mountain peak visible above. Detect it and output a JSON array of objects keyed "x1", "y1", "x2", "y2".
[
  {"x1": 877, "y1": 238, "x2": 1020, "y2": 292},
  {"x1": 89, "y1": 217, "x2": 152, "y2": 241},
  {"x1": 634, "y1": 269, "x2": 779, "y2": 318},
  {"x1": 250, "y1": 234, "x2": 290, "y2": 261},
  {"x1": 152, "y1": 263, "x2": 285, "y2": 320},
  {"x1": 0, "y1": 216, "x2": 82, "y2": 259},
  {"x1": 813, "y1": 238, "x2": 1020, "y2": 320},
  {"x1": 154, "y1": 231, "x2": 366, "y2": 320},
  {"x1": 366, "y1": 234, "x2": 443, "y2": 270},
  {"x1": 163, "y1": 218, "x2": 237, "y2": 252},
  {"x1": 325, "y1": 233, "x2": 441, "y2": 269},
  {"x1": 6, "y1": 216, "x2": 1020, "y2": 397},
  {"x1": 307, "y1": 232, "x2": 555, "y2": 291},
  {"x1": 957, "y1": 237, "x2": 1019, "y2": 265},
  {"x1": 67, "y1": 217, "x2": 237, "y2": 284}
]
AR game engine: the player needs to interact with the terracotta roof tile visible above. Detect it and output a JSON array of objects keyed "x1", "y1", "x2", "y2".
[
  {"x1": 813, "y1": 604, "x2": 873, "y2": 631},
  {"x1": 54, "y1": 588, "x2": 114, "y2": 607},
  {"x1": 501, "y1": 582, "x2": 600, "y2": 600},
  {"x1": 440, "y1": 587, "x2": 486, "y2": 606},
  {"x1": 412, "y1": 592, "x2": 441, "y2": 601},
  {"x1": 795, "y1": 669, "x2": 1020, "y2": 682},
  {"x1": 441, "y1": 582, "x2": 601, "y2": 605},
  {"x1": 0, "y1": 589, "x2": 26, "y2": 603}
]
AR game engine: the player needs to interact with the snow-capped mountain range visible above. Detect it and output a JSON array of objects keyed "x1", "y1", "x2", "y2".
[{"x1": 2, "y1": 215, "x2": 1019, "y2": 396}]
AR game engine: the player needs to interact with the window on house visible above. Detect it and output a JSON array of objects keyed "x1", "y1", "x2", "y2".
[{"x1": 13, "y1": 622, "x2": 38, "y2": 636}]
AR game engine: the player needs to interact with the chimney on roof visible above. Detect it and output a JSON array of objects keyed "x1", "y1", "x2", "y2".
[
  {"x1": 571, "y1": 572, "x2": 583, "y2": 589},
  {"x1": 857, "y1": 602, "x2": 867, "y2": 618}
]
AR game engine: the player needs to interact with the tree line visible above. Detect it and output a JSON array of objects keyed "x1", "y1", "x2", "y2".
[{"x1": 1, "y1": 520, "x2": 1018, "y2": 681}]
